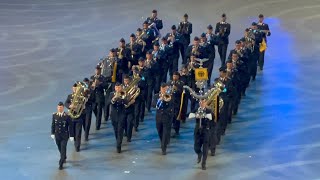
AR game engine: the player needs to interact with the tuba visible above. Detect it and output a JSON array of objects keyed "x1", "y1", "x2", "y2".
[
  {"x1": 68, "y1": 82, "x2": 89, "y2": 119},
  {"x1": 100, "y1": 57, "x2": 113, "y2": 78},
  {"x1": 123, "y1": 75, "x2": 141, "y2": 108}
]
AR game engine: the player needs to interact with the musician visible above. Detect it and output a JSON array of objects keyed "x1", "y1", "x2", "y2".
[
  {"x1": 249, "y1": 22, "x2": 263, "y2": 46},
  {"x1": 165, "y1": 25, "x2": 181, "y2": 79},
  {"x1": 51, "y1": 102, "x2": 74, "y2": 170},
  {"x1": 246, "y1": 39, "x2": 259, "y2": 81},
  {"x1": 159, "y1": 37, "x2": 172, "y2": 82},
  {"x1": 227, "y1": 40, "x2": 249, "y2": 65},
  {"x1": 215, "y1": 13, "x2": 231, "y2": 66},
  {"x1": 226, "y1": 62, "x2": 241, "y2": 116},
  {"x1": 200, "y1": 32, "x2": 215, "y2": 87},
  {"x1": 189, "y1": 99, "x2": 213, "y2": 170},
  {"x1": 142, "y1": 21, "x2": 156, "y2": 51},
  {"x1": 127, "y1": 33, "x2": 143, "y2": 66},
  {"x1": 178, "y1": 13, "x2": 192, "y2": 64},
  {"x1": 90, "y1": 66, "x2": 107, "y2": 130},
  {"x1": 146, "y1": 9, "x2": 163, "y2": 37},
  {"x1": 65, "y1": 83, "x2": 84, "y2": 152},
  {"x1": 152, "y1": 83, "x2": 174, "y2": 155},
  {"x1": 107, "y1": 82, "x2": 129, "y2": 153},
  {"x1": 229, "y1": 52, "x2": 249, "y2": 97},
  {"x1": 133, "y1": 58, "x2": 147, "y2": 130},
  {"x1": 116, "y1": 38, "x2": 131, "y2": 77},
  {"x1": 185, "y1": 36, "x2": 204, "y2": 61},
  {"x1": 187, "y1": 55, "x2": 200, "y2": 111},
  {"x1": 179, "y1": 64, "x2": 192, "y2": 123},
  {"x1": 168, "y1": 72, "x2": 184, "y2": 136},
  {"x1": 216, "y1": 67, "x2": 235, "y2": 142},
  {"x1": 152, "y1": 43, "x2": 163, "y2": 93},
  {"x1": 122, "y1": 75, "x2": 135, "y2": 142},
  {"x1": 256, "y1": 14, "x2": 271, "y2": 71},
  {"x1": 145, "y1": 50, "x2": 157, "y2": 112},
  {"x1": 83, "y1": 78, "x2": 95, "y2": 141}
]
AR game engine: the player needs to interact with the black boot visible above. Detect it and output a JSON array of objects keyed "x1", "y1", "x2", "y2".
[
  {"x1": 197, "y1": 153, "x2": 202, "y2": 164},
  {"x1": 117, "y1": 146, "x2": 121, "y2": 153},
  {"x1": 59, "y1": 164, "x2": 63, "y2": 170},
  {"x1": 201, "y1": 164, "x2": 206, "y2": 170},
  {"x1": 211, "y1": 149, "x2": 215, "y2": 156}
]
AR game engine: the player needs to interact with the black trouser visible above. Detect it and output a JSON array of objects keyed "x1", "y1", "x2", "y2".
[
  {"x1": 258, "y1": 51, "x2": 265, "y2": 70},
  {"x1": 111, "y1": 117, "x2": 125, "y2": 148},
  {"x1": 72, "y1": 118, "x2": 83, "y2": 150},
  {"x1": 154, "y1": 75, "x2": 161, "y2": 94},
  {"x1": 209, "y1": 121, "x2": 217, "y2": 153},
  {"x1": 146, "y1": 82, "x2": 154, "y2": 111},
  {"x1": 172, "y1": 109, "x2": 180, "y2": 134},
  {"x1": 217, "y1": 100, "x2": 229, "y2": 138},
  {"x1": 232, "y1": 90, "x2": 240, "y2": 114},
  {"x1": 194, "y1": 127, "x2": 209, "y2": 166},
  {"x1": 181, "y1": 38, "x2": 190, "y2": 64},
  {"x1": 161, "y1": 63, "x2": 170, "y2": 83},
  {"x1": 84, "y1": 105, "x2": 92, "y2": 139},
  {"x1": 180, "y1": 92, "x2": 189, "y2": 122},
  {"x1": 134, "y1": 98, "x2": 145, "y2": 127},
  {"x1": 249, "y1": 62, "x2": 257, "y2": 80},
  {"x1": 205, "y1": 58, "x2": 214, "y2": 86},
  {"x1": 124, "y1": 110, "x2": 134, "y2": 141},
  {"x1": 218, "y1": 44, "x2": 228, "y2": 66},
  {"x1": 156, "y1": 112, "x2": 171, "y2": 152},
  {"x1": 93, "y1": 101, "x2": 104, "y2": 130},
  {"x1": 169, "y1": 55, "x2": 179, "y2": 78},
  {"x1": 55, "y1": 135, "x2": 68, "y2": 165}
]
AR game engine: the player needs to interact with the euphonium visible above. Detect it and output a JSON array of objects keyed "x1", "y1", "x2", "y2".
[
  {"x1": 68, "y1": 82, "x2": 89, "y2": 119},
  {"x1": 123, "y1": 75, "x2": 141, "y2": 108}
]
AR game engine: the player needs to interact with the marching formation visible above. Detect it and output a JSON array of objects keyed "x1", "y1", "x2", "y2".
[{"x1": 51, "y1": 10, "x2": 271, "y2": 170}]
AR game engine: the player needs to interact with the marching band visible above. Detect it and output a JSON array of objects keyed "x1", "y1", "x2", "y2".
[{"x1": 51, "y1": 10, "x2": 271, "y2": 170}]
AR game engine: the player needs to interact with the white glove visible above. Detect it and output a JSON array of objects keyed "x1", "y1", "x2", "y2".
[
  {"x1": 206, "y1": 114, "x2": 213, "y2": 120},
  {"x1": 188, "y1": 113, "x2": 196, "y2": 119},
  {"x1": 69, "y1": 137, "x2": 74, "y2": 142},
  {"x1": 51, "y1": 135, "x2": 55, "y2": 139}
]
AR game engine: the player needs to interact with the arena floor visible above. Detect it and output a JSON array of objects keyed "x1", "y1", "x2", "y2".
[{"x1": 1, "y1": 0, "x2": 320, "y2": 179}]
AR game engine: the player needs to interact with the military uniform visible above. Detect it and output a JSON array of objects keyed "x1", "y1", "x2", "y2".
[
  {"x1": 133, "y1": 68, "x2": 147, "y2": 128},
  {"x1": 190, "y1": 107, "x2": 213, "y2": 170},
  {"x1": 123, "y1": 84, "x2": 135, "y2": 142},
  {"x1": 168, "y1": 80, "x2": 184, "y2": 135},
  {"x1": 108, "y1": 92, "x2": 129, "y2": 153},
  {"x1": 84, "y1": 87, "x2": 95, "y2": 141},
  {"x1": 257, "y1": 22, "x2": 271, "y2": 70},
  {"x1": 152, "y1": 93, "x2": 174, "y2": 155},
  {"x1": 144, "y1": 57, "x2": 157, "y2": 111},
  {"x1": 51, "y1": 112, "x2": 74, "y2": 169},
  {"x1": 177, "y1": 21, "x2": 192, "y2": 64},
  {"x1": 90, "y1": 74, "x2": 107, "y2": 130},
  {"x1": 215, "y1": 21, "x2": 231, "y2": 65},
  {"x1": 165, "y1": 32, "x2": 181, "y2": 78},
  {"x1": 65, "y1": 94, "x2": 85, "y2": 152}
]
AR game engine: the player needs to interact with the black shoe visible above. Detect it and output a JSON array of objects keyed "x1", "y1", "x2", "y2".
[
  {"x1": 117, "y1": 146, "x2": 121, "y2": 153},
  {"x1": 76, "y1": 147, "x2": 80, "y2": 152},
  {"x1": 260, "y1": 67, "x2": 263, "y2": 71},
  {"x1": 59, "y1": 164, "x2": 63, "y2": 170},
  {"x1": 162, "y1": 150, "x2": 167, "y2": 155},
  {"x1": 96, "y1": 127, "x2": 100, "y2": 130},
  {"x1": 201, "y1": 165, "x2": 206, "y2": 170},
  {"x1": 127, "y1": 139, "x2": 131, "y2": 142},
  {"x1": 197, "y1": 153, "x2": 202, "y2": 164},
  {"x1": 252, "y1": 77, "x2": 256, "y2": 81},
  {"x1": 134, "y1": 127, "x2": 139, "y2": 132},
  {"x1": 85, "y1": 137, "x2": 89, "y2": 141}
]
